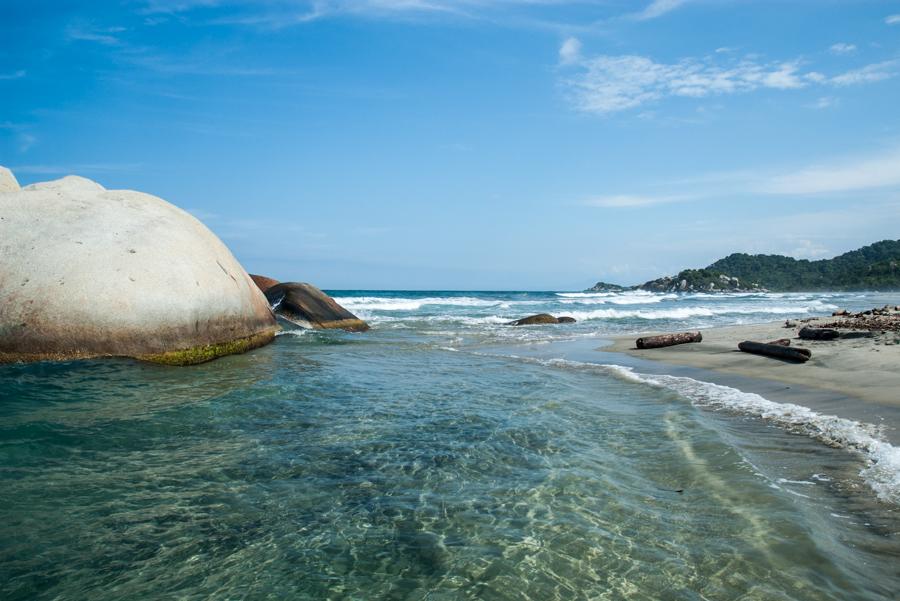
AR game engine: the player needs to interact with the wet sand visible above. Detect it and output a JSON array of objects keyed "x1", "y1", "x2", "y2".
[{"x1": 607, "y1": 317, "x2": 900, "y2": 410}]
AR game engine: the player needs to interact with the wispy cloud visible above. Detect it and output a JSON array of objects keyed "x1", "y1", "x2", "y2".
[
  {"x1": 584, "y1": 147, "x2": 900, "y2": 209},
  {"x1": 0, "y1": 70, "x2": 26, "y2": 80},
  {"x1": 584, "y1": 194, "x2": 692, "y2": 208},
  {"x1": 808, "y1": 96, "x2": 838, "y2": 110},
  {"x1": 561, "y1": 43, "x2": 899, "y2": 115},
  {"x1": 634, "y1": 0, "x2": 689, "y2": 20},
  {"x1": 830, "y1": 59, "x2": 899, "y2": 85},
  {"x1": 140, "y1": 0, "x2": 622, "y2": 30},
  {"x1": 562, "y1": 52, "x2": 809, "y2": 114},
  {"x1": 66, "y1": 23, "x2": 127, "y2": 45},
  {"x1": 885, "y1": 14, "x2": 900, "y2": 25},
  {"x1": 17, "y1": 134, "x2": 37, "y2": 153},
  {"x1": 558, "y1": 37, "x2": 582, "y2": 65},
  {"x1": 829, "y1": 42, "x2": 857, "y2": 55},
  {"x1": 762, "y1": 148, "x2": 900, "y2": 195}
]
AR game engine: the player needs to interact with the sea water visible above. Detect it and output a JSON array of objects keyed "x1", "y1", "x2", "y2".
[{"x1": 2, "y1": 290, "x2": 899, "y2": 600}]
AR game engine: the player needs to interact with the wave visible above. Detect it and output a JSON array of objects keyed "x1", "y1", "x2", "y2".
[
  {"x1": 557, "y1": 291, "x2": 646, "y2": 298},
  {"x1": 560, "y1": 303, "x2": 835, "y2": 321},
  {"x1": 492, "y1": 353, "x2": 899, "y2": 505},
  {"x1": 332, "y1": 296, "x2": 508, "y2": 312},
  {"x1": 558, "y1": 294, "x2": 678, "y2": 306},
  {"x1": 599, "y1": 364, "x2": 900, "y2": 505}
]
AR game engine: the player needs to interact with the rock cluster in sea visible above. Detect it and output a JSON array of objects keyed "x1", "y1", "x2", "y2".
[
  {"x1": 586, "y1": 272, "x2": 765, "y2": 294},
  {"x1": 0, "y1": 166, "x2": 367, "y2": 365}
]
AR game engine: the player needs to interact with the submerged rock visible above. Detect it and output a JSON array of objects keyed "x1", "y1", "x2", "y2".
[
  {"x1": 249, "y1": 273, "x2": 280, "y2": 293},
  {"x1": 0, "y1": 168, "x2": 277, "y2": 365},
  {"x1": 265, "y1": 282, "x2": 369, "y2": 331},
  {"x1": 557, "y1": 316, "x2": 577, "y2": 323}
]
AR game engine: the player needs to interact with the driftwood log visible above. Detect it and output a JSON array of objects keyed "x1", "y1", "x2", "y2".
[
  {"x1": 767, "y1": 338, "x2": 791, "y2": 346},
  {"x1": 798, "y1": 326, "x2": 840, "y2": 341},
  {"x1": 738, "y1": 341, "x2": 811, "y2": 362},
  {"x1": 636, "y1": 332, "x2": 702, "y2": 349}
]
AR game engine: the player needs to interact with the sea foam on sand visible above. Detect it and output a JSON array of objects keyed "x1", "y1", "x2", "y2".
[{"x1": 602, "y1": 363, "x2": 900, "y2": 505}]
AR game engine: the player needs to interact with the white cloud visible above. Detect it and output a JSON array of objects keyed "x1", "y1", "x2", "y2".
[
  {"x1": 66, "y1": 24, "x2": 126, "y2": 45},
  {"x1": 558, "y1": 37, "x2": 582, "y2": 65},
  {"x1": 885, "y1": 14, "x2": 900, "y2": 25},
  {"x1": 829, "y1": 42, "x2": 857, "y2": 55},
  {"x1": 582, "y1": 147, "x2": 900, "y2": 211},
  {"x1": 584, "y1": 194, "x2": 691, "y2": 208},
  {"x1": 830, "y1": 60, "x2": 899, "y2": 85},
  {"x1": 562, "y1": 45, "x2": 899, "y2": 115},
  {"x1": 635, "y1": 0, "x2": 688, "y2": 20},
  {"x1": 564, "y1": 54, "x2": 809, "y2": 114},
  {"x1": 762, "y1": 148, "x2": 900, "y2": 195}
]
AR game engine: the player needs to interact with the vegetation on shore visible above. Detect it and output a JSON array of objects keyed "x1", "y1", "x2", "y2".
[{"x1": 587, "y1": 240, "x2": 900, "y2": 293}]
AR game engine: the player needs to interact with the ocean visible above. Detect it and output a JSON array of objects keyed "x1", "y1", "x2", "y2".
[{"x1": 2, "y1": 290, "x2": 899, "y2": 600}]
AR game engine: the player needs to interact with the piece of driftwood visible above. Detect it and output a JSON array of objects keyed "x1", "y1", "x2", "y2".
[
  {"x1": 798, "y1": 326, "x2": 840, "y2": 341},
  {"x1": 738, "y1": 341, "x2": 811, "y2": 362},
  {"x1": 766, "y1": 338, "x2": 791, "y2": 346},
  {"x1": 635, "y1": 331, "x2": 702, "y2": 349}
]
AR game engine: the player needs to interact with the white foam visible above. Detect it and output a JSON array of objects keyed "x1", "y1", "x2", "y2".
[
  {"x1": 559, "y1": 303, "x2": 836, "y2": 321},
  {"x1": 558, "y1": 293, "x2": 678, "y2": 306},
  {"x1": 275, "y1": 329, "x2": 309, "y2": 337},
  {"x1": 481, "y1": 353, "x2": 900, "y2": 504},
  {"x1": 599, "y1": 364, "x2": 900, "y2": 505},
  {"x1": 332, "y1": 296, "x2": 508, "y2": 312}
]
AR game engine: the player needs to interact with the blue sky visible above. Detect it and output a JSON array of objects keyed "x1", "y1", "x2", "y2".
[{"x1": 2, "y1": 0, "x2": 900, "y2": 289}]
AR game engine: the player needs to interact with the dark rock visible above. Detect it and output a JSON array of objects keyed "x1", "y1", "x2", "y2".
[
  {"x1": 798, "y1": 326, "x2": 840, "y2": 341},
  {"x1": 584, "y1": 281, "x2": 628, "y2": 293},
  {"x1": 557, "y1": 316, "x2": 577, "y2": 323},
  {"x1": 832, "y1": 309, "x2": 849, "y2": 316},
  {"x1": 738, "y1": 341, "x2": 811, "y2": 362},
  {"x1": 249, "y1": 274, "x2": 280, "y2": 293},
  {"x1": 508, "y1": 314, "x2": 560, "y2": 326},
  {"x1": 265, "y1": 282, "x2": 369, "y2": 332}
]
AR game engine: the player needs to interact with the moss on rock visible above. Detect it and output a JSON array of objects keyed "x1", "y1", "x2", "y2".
[{"x1": 137, "y1": 330, "x2": 276, "y2": 366}]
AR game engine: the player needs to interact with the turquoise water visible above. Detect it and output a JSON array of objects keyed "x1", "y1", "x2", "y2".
[{"x1": 2, "y1": 290, "x2": 899, "y2": 600}]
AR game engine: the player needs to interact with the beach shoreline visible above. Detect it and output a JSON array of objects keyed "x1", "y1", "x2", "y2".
[{"x1": 601, "y1": 316, "x2": 900, "y2": 440}]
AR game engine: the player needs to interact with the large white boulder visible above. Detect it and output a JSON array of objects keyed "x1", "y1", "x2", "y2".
[{"x1": 0, "y1": 168, "x2": 277, "y2": 364}]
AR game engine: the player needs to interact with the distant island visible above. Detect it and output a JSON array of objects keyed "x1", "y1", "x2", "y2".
[{"x1": 588, "y1": 239, "x2": 900, "y2": 293}]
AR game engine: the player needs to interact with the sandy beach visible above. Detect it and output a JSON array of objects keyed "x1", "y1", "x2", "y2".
[{"x1": 608, "y1": 313, "x2": 900, "y2": 409}]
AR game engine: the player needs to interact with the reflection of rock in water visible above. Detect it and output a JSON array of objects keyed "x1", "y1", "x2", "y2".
[{"x1": 0, "y1": 347, "x2": 281, "y2": 426}]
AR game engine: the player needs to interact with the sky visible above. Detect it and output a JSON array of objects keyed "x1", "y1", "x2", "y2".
[{"x1": 2, "y1": 0, "x2": 900, "y2": 290}]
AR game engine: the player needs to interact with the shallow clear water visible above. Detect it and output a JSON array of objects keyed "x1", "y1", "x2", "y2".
[{"x1": 2, "y1": 291, "x2": 899, "y2": 600}]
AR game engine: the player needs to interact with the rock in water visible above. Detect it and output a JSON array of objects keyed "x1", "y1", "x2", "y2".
[
  {"x1": 557, "y1": 316, "x2": 577, "y2": 323},
  {"x1": 265, "y1": 282, "x2": 369, "y2": 331},
  {"x1": 508, "y1": 314, "x2": 560, "y2": 326},
  {"x1": 249, "y1": 274, "x2": 280, "y2": 293},
  {"x1": 0, "y1": 169, "x2": 277, "y2": 365}
]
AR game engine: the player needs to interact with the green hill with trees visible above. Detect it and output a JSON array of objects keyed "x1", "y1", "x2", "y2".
[
  {"x1": 707, "y1": 240, "x2": 900, "y2": 291},
  {"x1": 586, "y1": 240, "x2": 900, "y2": 293}
]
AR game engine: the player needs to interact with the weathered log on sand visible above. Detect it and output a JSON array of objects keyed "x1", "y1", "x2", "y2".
[
  {"x1": 738, "y1": 341, "x2": 811, "y2": 362},
  {"x1": 635, "y1": 332, "x2": 702, "y2": 349},
  {"x1": 798, "y1": 326, "x2": 840, "y2": 341},
  {"x1": 767, "y1": 338, "x2": 791, "y2": 346}
]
